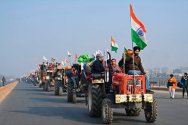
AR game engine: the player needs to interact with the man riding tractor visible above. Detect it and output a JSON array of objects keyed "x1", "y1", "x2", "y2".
[{"x1": 86, "y1": 50, "x2": 157, "y2": 124}]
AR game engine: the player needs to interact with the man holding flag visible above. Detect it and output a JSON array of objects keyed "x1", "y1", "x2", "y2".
[
  {"x1": 119, "y1": 4, "x2": 150, "y2": 92},
  {"x1": 130, "y1": 4, "x2": 151, "y2": 92}
]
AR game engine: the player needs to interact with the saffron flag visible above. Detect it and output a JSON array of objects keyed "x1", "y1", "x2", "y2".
[
  {"x1": 111, "y1": 36, "x2": 118, "y2": 53},
  {"x1": 130, "y1": 4, "x2": 147, "y2": 50}
]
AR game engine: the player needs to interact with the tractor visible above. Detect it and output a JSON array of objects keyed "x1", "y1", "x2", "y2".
[
  {"x1": 66, "y1": 64, "x2": 88, "y2": 103},
  {"x1": 87, "y1": 52, "x2": 157, "y2": 124},
  {"x1": 54, "y1": 65, "x2": 66, "y2": 96},
  {"x1": 42, "y1": 63, "x2": 55, "y2": 92}
]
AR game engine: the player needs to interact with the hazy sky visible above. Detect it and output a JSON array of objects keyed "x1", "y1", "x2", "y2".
[{"x1": 1, "y1": 0, "x2": 188, "y2": 77}]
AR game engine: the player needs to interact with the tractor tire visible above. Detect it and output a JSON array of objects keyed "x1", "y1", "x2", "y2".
[
  {"x1": 54, "y1": 81, "x2": 59, "y2": 95},
  {"x1": 125, "y1": 108, "x2": 141, "y2": 116},
  {"x1": 59, "y1": 86, "x2": 63, "y2": 96},
  {"x1": 42, "y1": 82, "x2": 45, "y2": 91},
  {"x1": 67, "y1": 80, "x2": 74, "y2": 102},
  {"x1": 33, "y1": 82, "x2": 37, "y2": 86},
  {"x1": 144, "y1": 99, "x2": 157, "y2": 123},
  {"x1": 101, "y1": 98, "x2": 113, "y2": 124},
  {"x1": 88, "y1": 84, "x2": 103, "y2": 117},
  {"x1": 44, "y1": 81, "x2": 50, "y2": 92},
  {"x1": 39, "y1": 83, "x2": 42, "y2": 88},
  {"x1": 72, "y1": 89, "x2": 76, "y2": 103},
  {"x1": 44, "y1": 82, "x2": 47, "y2": 91}
]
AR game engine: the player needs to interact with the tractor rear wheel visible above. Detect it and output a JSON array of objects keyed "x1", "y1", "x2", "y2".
[
  {"x1": 45, "y1": 81, "x2": 50, "y2": 92},
  {"x1": 72, "y1": 89, "x2": 76, "y2": 103},
  {"x1": 88, "y1": 84, "x2": 103, "y2": 117},
  {"x1": 67, "y1": 80, "x2": 74, "y2": 102},
  {"x1": 59, "y1": 86, "x2": 63, "y2": 96},
  {"x1": 54, "y1": 81, "x2": 59, "y2": 95}
]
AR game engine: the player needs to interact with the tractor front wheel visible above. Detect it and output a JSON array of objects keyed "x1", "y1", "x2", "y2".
[
  {"x1": 144, "y1": 99, "x2": 157, "y2": 122},
  {"x1": 101, "y1": 98, "x2": 113, "y2": 124}
]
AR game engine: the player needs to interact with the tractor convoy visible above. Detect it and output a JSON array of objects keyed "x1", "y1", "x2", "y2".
[{"x1": 23, "y1": 51, "x2": 157, "y2": 124}]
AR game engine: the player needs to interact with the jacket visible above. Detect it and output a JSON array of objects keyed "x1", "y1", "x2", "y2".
[
  {"x1": 118, "y1": 55, "x2": 145, "y2": 74},
  {"x1": 168, "y1": 76, "x2": 177, "y2": 89},
  {"x1": 91, "y1": 59, "x2": 105, "y2": 73},
  {"x1": 181, "y1": 76, "x2": 188, "y2": 87}
]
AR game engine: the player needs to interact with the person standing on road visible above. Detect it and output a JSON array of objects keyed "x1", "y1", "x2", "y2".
[
  {"x1": 2, "y1": 76, "x2": 6, "y2": 86},
  {"x1": 167, "y1": 74, "x2": 177, "y2": 99},
  {"x1": 181, "y1": 72, "x2": 188, "y2": 99}
]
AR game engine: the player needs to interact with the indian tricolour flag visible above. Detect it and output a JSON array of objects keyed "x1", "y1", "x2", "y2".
[
  {"x1": 130, "y1": 4, "x2": 147, "y2": 50},
  {"x1": 111, "y1": 36, "x2": 118, "y2": 53}
]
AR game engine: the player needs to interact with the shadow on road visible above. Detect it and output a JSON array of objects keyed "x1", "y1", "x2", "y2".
[
  {"x1": 155, "y1": 96, "x2": 186, "y2": 100},
  {"x1": 11, "y1": 106, "x2": 151, "y2": 124},
  {"x1": 112, "y1": 112, "x2": 148, "y2": 124},
  {"x1": 11, "y1": 106, "x2": 102, "y2": 124},
  {"x1": 9, "y1": 83, "x2": 156, "y2": 124},
  {"x1": 29, "y1": 97, "x2": 67, "y2": 103}
]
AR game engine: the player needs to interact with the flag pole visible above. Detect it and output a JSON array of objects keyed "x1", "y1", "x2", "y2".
[
  {"x1": 67, "y1": 51, "x2": 72, "y2": 66},
  {"x1": 110, "y1": 36, "x2": 112, "y2": 59},
  {"x1": 123, "y1": 47, "x2": 126, "y2": 75},
  {"x1": 130, "y1": 4, "x2": 136, "y2": 94},
  {"x1": 74, "y1": 53, "x2": 76, "y2": 64},
  {"x1": 68, "y1": 56, "x2": 71, "y2": 66}
]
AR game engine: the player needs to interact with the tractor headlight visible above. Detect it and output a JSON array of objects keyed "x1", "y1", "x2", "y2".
[{"x1": 127, "y1": 80, "x2": 133, "y2": 85}]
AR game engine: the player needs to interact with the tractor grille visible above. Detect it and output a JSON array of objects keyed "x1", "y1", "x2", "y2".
[{"x1": 127, "y1": 79, "x2": 142, "y2": 94}]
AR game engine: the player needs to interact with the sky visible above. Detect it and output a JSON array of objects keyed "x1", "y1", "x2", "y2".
[{"x1": 0, "y1": 0, "x2": 188, "y2": 77}]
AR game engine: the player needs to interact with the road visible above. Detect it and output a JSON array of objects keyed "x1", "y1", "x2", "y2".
[{"x1": 0, "y1": 82, "x2": 188, "y2": 125}]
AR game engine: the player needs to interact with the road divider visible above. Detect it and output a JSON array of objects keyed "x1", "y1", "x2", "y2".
[
  {"x1": 151, "y1": 86, "x2": 182, "y2": 92},
  {"x1": 0, "y1": 81, "x2": 18, "y2": 103}
]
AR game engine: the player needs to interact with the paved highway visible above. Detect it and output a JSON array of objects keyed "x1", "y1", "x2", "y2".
[{"x1": 0, "y1": 82, "x2": 188, "y2": 125}]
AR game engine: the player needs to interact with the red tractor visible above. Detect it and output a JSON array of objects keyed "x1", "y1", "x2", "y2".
[
  {"x1": 87, "y1": 52, "x2": 157, "y2": 124},
  {"x1": 42, "y1": 63, "x2": 55, "y2": 91}
]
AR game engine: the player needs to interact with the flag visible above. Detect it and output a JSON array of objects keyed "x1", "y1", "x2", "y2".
[
  {"x1": 74, "y1": 53, "x2": 78, "y2": 60},
  {"x1": 51, "y1": 57, "x2": 55, "y2": 62},
  {"x1": 67, "y1": 51, "x2": 72, "y2": 57},
  {"x1": 130, "y1": 4, "x2": 147, "y2": 50},
  {"x1": 96, "y1": 50, "x2": 102, "y2": 55},
  {"x1": 111, "y1": 36, "x2": 118, "y2": 52},
  {"x1": 42, "y1": 56, "x2": 48, "y2": 61},
  {"x1": 61, "y1": 59, "x2": 64, "y2": 66},
  {"x1": 92, "y1": 53, "x2": 96, "y2": 58},
  {"x1": 64, "y1": 58, "x2": 69, "y2": 64}
]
